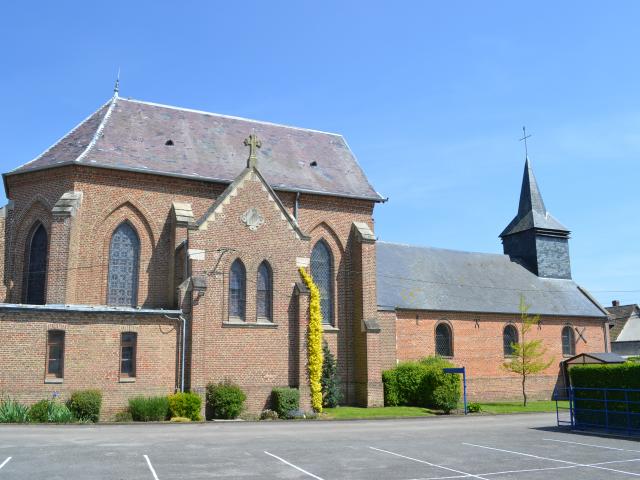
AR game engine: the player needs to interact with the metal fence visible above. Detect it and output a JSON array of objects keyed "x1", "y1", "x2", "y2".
[{"x1": 556, "y1": 386, "x2": 640, "y2": 436}]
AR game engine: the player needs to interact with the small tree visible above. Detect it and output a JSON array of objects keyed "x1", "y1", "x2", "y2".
[
  {"x1": 503, "y1": 296, "x2": 554, "y2": 406},
  {"x1": 321, "y1": 341, "x2": 341, "y2": 408}
]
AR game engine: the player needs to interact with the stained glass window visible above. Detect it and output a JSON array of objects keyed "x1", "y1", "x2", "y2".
[
  {"x1": 229, "y1": 259, "x2": 246, "y2": 320},
  {"x1": 107, "y1": 222, "x2": 140, "y2": 306},
  {"x1": 435, "y1": 323, "x2": 453, "y2": 357},
  {"x1": 257, "y1": 261, "x2": 272, "y2": 321},
  {"x1": 311, "y1": 240, "x2": 333, "y2": 325},
  {"x1": 562, "y1": 326, "x2": 575, "y2": 356},
  {"x1": 503, "y1": 324, "x2": 519, "y2": 356},
  {"x1": 24, "y1": 223, "x2": 48, "y2": 305}
]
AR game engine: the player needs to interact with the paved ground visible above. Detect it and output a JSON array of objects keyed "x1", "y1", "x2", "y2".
[{"x1": 0, "y1": 413, "x2": 639, "y2": 479}]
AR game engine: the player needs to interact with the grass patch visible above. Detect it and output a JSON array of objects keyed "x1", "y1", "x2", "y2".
[
  {"x1": 474, "y1": 400, "x2": 568, "y2": 414},
  {"x1": 322, "y1": 406, "x2": 435, "y2": 420}
]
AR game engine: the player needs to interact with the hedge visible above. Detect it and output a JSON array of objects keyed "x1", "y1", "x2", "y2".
[
  {"x1": 129, "y1": 396, "x2": 170, "y2": 422},
  {"x1": 569, "y1": 363, "x2": 640, "y2": 430},
  {"x1": 272, "y1": 387, "x2": 299, "y2": 418},
  {"x1": 382, "y1": 356, "x2": 461, "y2": 413}
]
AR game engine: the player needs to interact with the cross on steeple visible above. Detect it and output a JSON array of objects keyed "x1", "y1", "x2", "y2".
[
  {"x1": 244, "y1": 132, "x2": 262, "y2": 168},
  {"x1": 519, "y1": 126, "x2": 532, "y2": 158}
]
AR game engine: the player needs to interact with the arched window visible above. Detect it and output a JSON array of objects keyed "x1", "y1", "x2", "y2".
[
  {"x1": 24, "y1": 223, "x2": 48, "y2": 305},
  {"x1": 562, "y1": 326, "x2": 575, "y2": 356},
  {"x1": 503, "y1": 324, "x2": 519, "y2": 356},
  {"x1": 107, "y1": 222, "x2": 140, "y2": 306},
  {"x1": 311, "y1": 240, "x2": 334, "y2": 325},
  {"x1": 435, "y1": 323, "x2": 453, "y2": 357},
  {"x1": 256, "y1": 261, "x2": 272, "y2": 321},
  {"x1": 229, "y1": 259, "x2": 246, "y2": 320}
]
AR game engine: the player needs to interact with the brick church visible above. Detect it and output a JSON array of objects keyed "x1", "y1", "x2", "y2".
[{"x1": 0, "y1": 89, "x2": 609, "y2": 418}]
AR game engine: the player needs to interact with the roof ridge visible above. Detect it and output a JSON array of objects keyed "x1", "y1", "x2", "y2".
[
  {"x1": 76, "y1": 95, "x2": 118, "y2": 164},
  {"x1": 378, "y1": 240, "x2": 509, "y2": 257},
  {"x1": 120, "y1": 97, "x2": 343, "y2": 137},
  {"x1": 8, "y1": 97, "x2": 114, "y2": 173}
]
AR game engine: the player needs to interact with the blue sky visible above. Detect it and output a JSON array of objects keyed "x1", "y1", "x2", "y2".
[{"x1": 1, "y1": 1, "x2": 638, "y2": 306}]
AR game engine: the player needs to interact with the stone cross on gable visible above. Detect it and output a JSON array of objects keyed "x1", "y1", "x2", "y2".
[{"x1": 244, "y1": 133, "x2": 262, "y2": 168}]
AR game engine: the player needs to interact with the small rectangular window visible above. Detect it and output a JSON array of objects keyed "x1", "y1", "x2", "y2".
[
  {"x1": 47, "y1": 330, "x2": 65, "y2": 379},
  {"x1": 120, "y1": 332, "x2": 137, "y2": 378}
]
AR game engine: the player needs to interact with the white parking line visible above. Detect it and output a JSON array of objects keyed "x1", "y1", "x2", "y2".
[
  {"x1": 543, "y1": 438, "x2": 640, "y2": 453},
  {"x1": 463, "y1": 442, "x2": 640, "y2": 477},
  {"x1": 0, "y1": 457, "x2": 11, "y2": 471},
  {"x1": 144, "y1": 455, "x2": 159, "y2": 480},
  {"x1": 264, "y1": 451, "x2": 324, "y2": 480},
  {"x1": 369, "y1": 446, "x2": 490, "y2": 480}
]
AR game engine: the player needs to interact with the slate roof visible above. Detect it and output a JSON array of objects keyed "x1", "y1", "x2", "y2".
[
  {"x1": 501, "y1": 157, "x2": 569, "y2": 237},
  {"x1": 606, "y1": 304, "x2": 640, "y2": 341},
  {"x1": 376, "y1": 241, "x2": 606, "y2": 317},
  {"x1": 6, "y1": 96, "x2": 383, "y2": 202}
]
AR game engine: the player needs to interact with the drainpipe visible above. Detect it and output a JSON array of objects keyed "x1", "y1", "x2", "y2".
[{"x1": 165, "y1": 314, "x2": 187, "y2": 392}]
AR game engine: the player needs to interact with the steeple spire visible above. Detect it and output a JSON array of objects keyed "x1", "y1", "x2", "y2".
[{"x1": 517, "y1": 156, "x2": 546, "y2": 217}]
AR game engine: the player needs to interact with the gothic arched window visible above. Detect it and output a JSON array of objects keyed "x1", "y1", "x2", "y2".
[
  {"x1": 24, "y1": 223, "x2": 48, "y2": 305},
  {"x1": 229, "y1": 259, "x2": 246, "y2": 320},
  {"x1": 257, "y1": 261, "x2": 272, "y2": 322},
  {"x1": 503, "y1": 324, "x2": 519, "y2": 357},
  {"x1": 562, "y1": 326, "x2": 575, "y2": 356},
  {"x1": 311, "y1": 240, "x2": 334, "y2": 325},
  {"x1": 107, "y1": 222, "x2": 140, "y2": 306},
  {"x1": 435, "y1": 323, "x2": 453, "y2": 357}
]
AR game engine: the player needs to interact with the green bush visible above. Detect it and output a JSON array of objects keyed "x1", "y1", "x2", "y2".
[
  {"x1": 272, "y1": 387, "x2": 300, "y2": 418},
  {"x1": 128, "y1": 396, "x2": 169, "y2": 422},
  {"x1": 114, "y1": 410, "x2": 133, "y2": 422},
  {"x1": 467, "y1": 402, "x2": 482, "y2": 413},
  {"x1": 30, "y1": 399, "x2": 73, "y2": 423},
  {"x1": 321, "y1": 341, "x2": 341, "y2": 408},
  {"x1": 206, "y1": 381, "x2": 246, "y2": 419},
  {"x1": 0, "y1": 399, "x2": 30, "y2": 423},
  {"x1": 381, "y1": 356, "x2": 461, "y2": 413},
  {"x1": 67, "y1": 389, "x2": 102, "y2": 423},
  {"x1": 29, "y1": 400, "x2": 50, "y2": 423},
  {"x1": 168, "y1": 392, "x2": 202, "y2": 421},
  {"x1": 382, "y1": 370, "x2": 399, "y2": 406}
]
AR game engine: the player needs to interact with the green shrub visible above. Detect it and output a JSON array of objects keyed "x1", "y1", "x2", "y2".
[
  {"x1": 29, "y1": 400, "x2": 50, "y2": 423},
  {"x1": 321, "y1": 341, "x2": 341, "y2": 408},
  {"x1": 272, "y1": 387, "x2": 300, "y2": 418},
  {"x1": 48, "y1": 402, "x2": 72, "y2": 423},
  {"x1": 382, "y1": 370, "x2": 399, "y2": 406},
  {"x1": 260, "y1": 409, "x2": 279, "y2": 420},
  {"x1": 381, "y1": 356, "x2": 461, "y2": 413},
  {"x1": 0, "y1": 399, "x2": 30, "y2": 423},
  {"x1": 114, "y1": 410, "x2": 133, "y2": 422},
  {"x1": 206, "y1": 381, "x2": 246, "y2": 419},
  {"x1": 168, "y1": 392, "x2": 202, "y2": 421},
  {"x1": 467, "y1": 402, "x2": 482, "y2": 413},
  {"x1": 67, "y1": 389, "x2": 102, "y2": 423},
  {"x1": 128, "y1": 396, "x2": 169, "y2": 422}
]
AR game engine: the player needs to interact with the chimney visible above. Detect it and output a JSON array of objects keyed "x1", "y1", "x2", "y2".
[{"x1": 612, "y1": 300, "x2": 620, "y2": 307}]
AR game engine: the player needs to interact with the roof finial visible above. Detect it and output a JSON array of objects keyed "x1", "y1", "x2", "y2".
[
  {"x1": 113, "y1": 68, "x2": 120, "y2": 97},
  {"x1": 519, "y1": 125, "x2": 531, "y2": 159},
  {"x1": 244, "y1": 130, "x2": 262, "y2": 168}
]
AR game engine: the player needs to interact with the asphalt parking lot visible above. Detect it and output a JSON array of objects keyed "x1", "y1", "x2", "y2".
[{"x1": 0, "y1": 413, "x2": 638, "y2": 479}]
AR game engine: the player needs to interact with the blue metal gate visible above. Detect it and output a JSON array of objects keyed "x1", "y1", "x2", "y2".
[{"x1": 557, "y1": 386, "x2": 640, "y2": 436}]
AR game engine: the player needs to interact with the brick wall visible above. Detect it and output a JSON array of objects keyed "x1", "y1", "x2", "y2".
[
  {"x1": 0, "y1": 310, "x2": 179, "y2": 420},
  {"x1": 393, "y1": 309, "x2": 607, "y2": 400}
]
